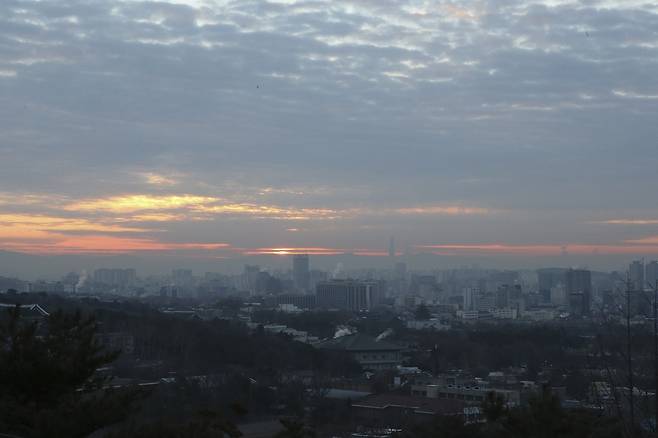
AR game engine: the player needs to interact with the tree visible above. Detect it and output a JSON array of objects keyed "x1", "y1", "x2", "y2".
[
  {"x1": 483, "y1": 387, "x2": 622, "y2": 438},
  {"x1": 482, "y1": 391, "x2": 507, "y2": 423},
  {"x1": 107, "y1": 409, "x2": 244, "y2": 438},
  {"x1": 403, "y1": 388, "x2": 623, "y2": 438},
  {"x1": 0, "y1": 306, "x2": 144, "y2": 437},
  {"x1": 273, "y1": 418, "x2": 316, "y2": 438}
]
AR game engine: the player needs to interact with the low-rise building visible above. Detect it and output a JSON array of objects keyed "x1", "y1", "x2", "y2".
[
  {"x1": 352, "y1": 394, "x2": 467, "y2": 427},
  {"x1": 411, "y1": 383, "x2": 520, "y2": 407},
  {"x1": 261, "y1": 324, "x2": 319, "y2": 344},
  {"x1": 316, "y1": 333, "x2": 402, "y2": 370},
  {"x1": 316, "y1": 280, "x2": 383, "y2": 311},
  {"x1": 491, "y1": 308, "x2": 518, "y2": 319},
  {"x1": 405, "y1": 319, "x2": 450, "y2": 331}
]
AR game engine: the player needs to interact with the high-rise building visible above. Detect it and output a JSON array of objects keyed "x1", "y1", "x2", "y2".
[
  {"x1": 477, "y1": 292, "x2": 496, "y2": 311},
  {"x1": 646, "y1": 261, "x2": 658, "y2": 287},
  {"x1": 93, "y1": 268, "x2": 136, "y2": 287},
  {"x1": 243, "y1": 265, "x2": 260, "y2": 295},
  {"x1": 293, "y1": 254, "x2": 310, "y2": 292},
  {"x1": 537, "y1": 268, "x2": 567, "y2": 303},
  {"x1": 463, "y1": 287, "x2": 478, "y2": 311},
  {"x1": 629, "y1": 260, "x2": 645, "y2": 291},
  {"x1": 309, "y1": 269, "x2": 328, "y2": 290},
  {"x1": 316, "y1": 280, "x2": 382, "y2": 311},
  {"x1": 495, "y1": 285, "x2": 509, "y2": 308},
  {"x1": 566, "y1": 269, "x2": 591, "y2": 316},
  {"x1": 172, "y1": 269, "x2": 193, "y2": 287},
  {"x1": 267, "y1": 293, "x2": 317, "y2": 310},
  {"x1": 550, "y1": 283, "x2": 567, "y2": 306},
  {"x1": 391, "y1": 262, "x2": 408, "y2": 296}
]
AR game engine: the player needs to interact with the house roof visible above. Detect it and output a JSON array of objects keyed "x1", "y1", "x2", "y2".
[
  {"x1": 352, "y1": 393, "x2": 466, "y2": 416},
  {"x1": 325, "y1": 388, "x2": 372, "y2": 400},
  {"x1": 0, "y1": 303, "x2": 49, "y2": 317},
  {"x1": 317, "y1": 333, "x2": 401, "y2": 352}
]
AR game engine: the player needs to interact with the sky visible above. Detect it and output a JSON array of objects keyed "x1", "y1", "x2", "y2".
[{"x1": 1, "y1": 0, "x2": 658, "y2": 273}]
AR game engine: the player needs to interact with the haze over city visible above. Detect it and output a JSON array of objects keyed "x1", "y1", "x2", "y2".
[
  {"x1": 2, "y1": 0, "x2": 658, "y2": 276},
  {"x1": 5, "y1": 2, "x2": 658, "y2": 437}
]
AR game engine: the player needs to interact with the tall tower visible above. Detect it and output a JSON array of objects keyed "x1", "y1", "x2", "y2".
[
  {"x1": 293, "y1": 254, "x2": 310, "y2": 293},
  {"x1": 389, "y1": 236, "x2": 396, "y2": 259}
]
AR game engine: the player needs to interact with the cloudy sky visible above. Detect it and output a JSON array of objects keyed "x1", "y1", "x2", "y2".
[{"x1": 1, "y1": 0, "x2": 658, "y2": 268}]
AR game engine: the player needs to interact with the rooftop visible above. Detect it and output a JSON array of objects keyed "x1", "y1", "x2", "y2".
[
  {"x1": 353, "y1": 393, "x2": 466, "y2": 416},
  {"x1": 0, "y1": 303, "x2": 49, "y2": 317},
  {"x1": 317, "y1": 333, "x2": 401, "y2": 352}
]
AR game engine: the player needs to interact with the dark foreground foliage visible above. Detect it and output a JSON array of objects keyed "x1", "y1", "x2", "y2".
[
  {"x1": 0, "y1": 306, "x2": 145, "y2": 437},
  {"x1": 401, "y1": 390, "x2": 623, "y2": 438}
]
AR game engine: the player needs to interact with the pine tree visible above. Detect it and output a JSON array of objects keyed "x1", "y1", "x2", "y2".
[{"x1": 0, "y1": 305, "x2": 144, "y2": 437}]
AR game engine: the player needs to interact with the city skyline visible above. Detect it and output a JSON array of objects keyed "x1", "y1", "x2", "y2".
[{"x1": 2, "y1": 0, "x2": 658, "y2": 267}]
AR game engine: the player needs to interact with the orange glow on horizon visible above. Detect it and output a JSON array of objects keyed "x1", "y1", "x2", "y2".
[
  {"x1": 244, "y1": 247, "x2": 346, "y2": 255},
  {"x1": 2, "y1": 235, "x2": 232, "y2": 255},
  {"x1": 417, "y1": 243, "x2": 658, "y2": 256},
  {"x1": 625, "y1": 236, "x2": 658, "y2": 245},
  {"x1": 244, "y1": 247, "x2": 398, "y2": 256},
  {"x1": 3, "y1": 191, "x2": 658, "y2": 258}
]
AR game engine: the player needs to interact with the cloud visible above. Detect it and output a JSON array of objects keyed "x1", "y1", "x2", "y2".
[
  {"x1": 140, "y1": 172, "x2": 179, "y2": 186},
  {"x1": 64, "y1": 195, "x2": 219, "y2": 213},
  {"x1": 61, "y1": 193, "x2": 491, "y2": 221},
  {"x1": 1, "y1": 0, "x2": 658, "y2": 265},
  {"x1": 613, "y1": 89, "x2": 658, "y2": 100},
  {"x1": 116, "y1": 213, "x2": 191, "y2": 222},
  {"x1": 593, "y1": 219, "x2": 658, "y2": 225},
  {"x1": 0, "y1": 214, "x2": 148, "y2": 234},
  {"x1": 3, "y1": 189, "x2": 493, "y2": 218},
  {"x1": 392, "y1": 205, "x2": 492, "y2": 216},
  {"x1": 441, "y1": 3, "x2": 484, "y2": 22},
  {"x1": 193, "y1": 203, "x2": 340, "y2": 220},
  {"x1": 61, "y1": 193, "x2": 341, "y2": 220},
  {"x1": 0, "y1": 193, "x2": 66, "y2": 207}
]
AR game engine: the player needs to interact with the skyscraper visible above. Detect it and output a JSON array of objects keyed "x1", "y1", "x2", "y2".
[
  {"x1": 243, "y1": 265, "x2": 260, "y2": 295},
  {"x1": 566, "y1": 269, "x2": 591, "y2": 316},
  {"x1": 463, "y1": 287, "x2": 478, "y2": 311},
  {"x1": 629, "y1": 260, "x2": 645, "y2": 291},
  {"x1": 293, "y1": 254, "x2": 310, "y2": 292},
  {"x1": 172, "y1": 269, "x2": 193, "y2": 287},
  {"x1": 537, "y1": 268, "x2": 567, "y2": 303}
]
